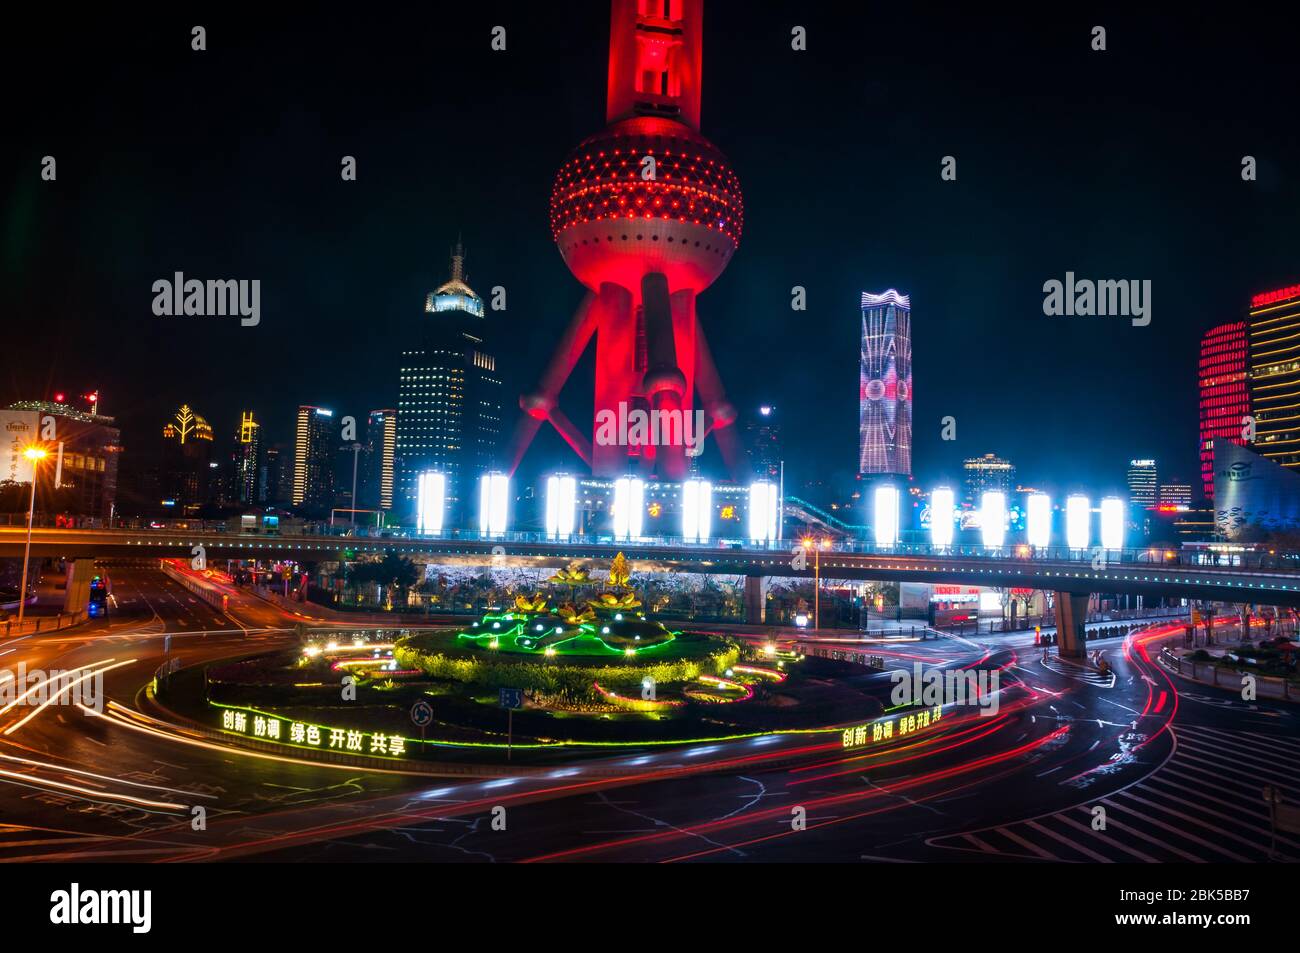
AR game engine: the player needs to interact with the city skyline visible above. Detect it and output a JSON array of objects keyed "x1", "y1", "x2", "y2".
[
  {"x1": 2, "y1": 0, "x2": 1299, "y2": 895},
  {"x1": 7, "y1": 8, "x2": 1299, "y2": 505}
]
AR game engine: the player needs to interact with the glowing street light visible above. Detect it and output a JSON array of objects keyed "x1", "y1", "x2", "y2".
[
  {"x1": 681, "y1": 478, "x2": 712, "y2": 543},
  {"x1": 479, "y1": 471, "x2": 509, "y2": 536},
  {"x1": 873, "y1": 484, "x2": 900, "y2": 549},
  {"x1": 612, "y1": 476, "x2": 644, "y2": 541},
  {"x1": 980, "y1": 491, "x2": 1006, "y2": 549},
  {"x1": 17, "y1": 446, "x2": 48, "y2": 629},
  {"x1": 545, "y1": 474, "x2": 577, "y2": 539},
  {"x1": 1100, "y1": 496, "x2": 1125, "y2": 550},
  {"x1": 748, "y1": 480, "x2": 779, "y2": 544},
  {"x1": 1066, "y1": 494, "x2": 1090, "y2": 551},
  {"x1": 802, "y1": 535, "x2": 831, "y2": 630},
  {"x1": 1026, "y1": 492, "x2": 1051, "y2": 549},
  {"x1": 929, "y1": 487, "x2": 955, "y2": 549},
  {"x1": 416, "y1": 471, "x2": 446, "y2": 536}
]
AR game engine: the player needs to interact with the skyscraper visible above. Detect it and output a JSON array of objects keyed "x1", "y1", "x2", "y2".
[
  {"x1": 1126, "y1": 459, "x2": 1158, "y2": 507},
  {"x1": 232, "y1": 410, "x2": 261, "y2": 506},
  {"x1": 3, "y1": 399, "x2": 121, "y2": 519},
  {"x1": 859, "y1": 290, "x2": 912, "y2": 478},
  {"x1": 396, "y1": 244, "x2": 503, "y2": 523},
  {"x1": 160, "y1": 403, "x2": 213, "y2": 515},
  {"x1": 743, "y1": 404, "x2": 781, "y2": 480},
  {"x1": 1198, "y1": 320, "x2": 1249, "y2": 501},
  {"x1": 1158, "y1": 482, "x2": 1192, "y2": 507},
  {"x1": 963, "y1": 453, "x2": 1014, "y2": 504},
  {"x1": 364, "y1": 409, "x2": 397, "y2": 513},
  {"x1": 1248, "y1": 283, "x2": 1300, "y2": 471},
  {"x1": 260, "y1": 444, "x2": 292, "y2": 505},
  {"x1": 292, "y1": 405, "x2": 336, "y2": 510}
]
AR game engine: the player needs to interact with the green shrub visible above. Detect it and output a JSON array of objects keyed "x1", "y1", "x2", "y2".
[{"x1": 395, "y1": 635, "x2": 740, "y2": 699}]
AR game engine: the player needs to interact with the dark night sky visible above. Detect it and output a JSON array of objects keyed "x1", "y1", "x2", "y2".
[{"x1": 4, "y1": 3, "x2": 1298, "y2": 503}]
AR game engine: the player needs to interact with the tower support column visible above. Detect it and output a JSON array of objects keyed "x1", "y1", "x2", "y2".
[
  {"x1": 744, "y1": 575, "x2": 766, "y2": 625},
  {"x1": 1053, "y1": 590, "x2": 1090, "y2": 659},
  {"x1": 64, "y1": 558, "x2": 96, "y2": 614}
]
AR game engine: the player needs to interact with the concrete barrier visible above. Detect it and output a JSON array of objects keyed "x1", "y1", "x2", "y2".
[
  {"x1": 159, "y1": 560, "x2": 230, "y2": 615},
  {"x1": 1158, "y1": 645, "x2": 1299, "y2": 701}
]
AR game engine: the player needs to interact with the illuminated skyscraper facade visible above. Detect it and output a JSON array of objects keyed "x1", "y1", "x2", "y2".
[
  {"x1": 1248, "y1": 284, "x2": 1300, "y2": 471},
  {"x1": 1198, "y1": 320, "x2": 1248, "y2": 501},
  {"x1": 160, "y1": 403, "x2": 213, "y2": 515},
  {"x1": 364, "y1": 408, "x2": 397, "y2": 512},
  {"x1": 743, "y1": 404, "x2": 781, "y2": 480},
  {"x1": 1127, "y1": 459, "x2": 1158, "y2": 507},
  {"x1": 3, "y1": 400, "x2": 121, "y2": 518},
  {"x1": 859, "y1": 290, "x2": 912, "y2": 477},
  {"x1": 292, "y1": 405, "x2": 336, "y2": 510},
  {"x1": 233, "y1": 410, "x2": 261, "y2": 506},
  {"x1": 396, "y1": 245, "x2": 503, "y2": 523},
  {"x1": 963, "y1": 453, "x2": 1014, "y2": 504}
]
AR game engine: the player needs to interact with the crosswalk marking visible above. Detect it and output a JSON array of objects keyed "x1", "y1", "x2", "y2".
[
  {"x1": 1158, "y1": 760, "x2": 1282, "y2": 802},
  {"x1": 1242, "y1": 730, "x2": 1300, "y2": 751},
  {"x1": 1176, "y1": 739, "x2": 1300, "y2": 786},
  {"x1": 1174, "y1": 743, "x2": 1300, "y2": 789},
  {"x1": 1026, "y1": 819, "x2": 1111, "y2": 862},
  {"x1": 1099, "y1": 796, "x2": 1251, "y2": 861},
  {"x1": 962, "y1": 833, "x2": 997, "y2": 853},
  {"x1": 1138, "y1": 777, "x2": 1281, "y2": 840},
  {"x1": 1181, "y1": 724, "x2": 1298, "y2": 757},
  {"x1": 929, "y1": 724, "x2": 1297, "y2": 862},
  {"x1": 1078, "y1": 808, "x2": 1204, "y2": 862},
  {"x1": 996, "y1": 825, "x2": 1058, "y2": 860},
  {"x1": 1055, "y1": 812, "x2": 1160, "y2": 862},
  {"x1": 1114, "y1": 789, "x2": 1268, "y2": 856}
]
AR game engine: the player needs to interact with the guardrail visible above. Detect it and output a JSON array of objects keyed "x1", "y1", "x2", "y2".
[
  {"x1": 159, "y1": 560, "x2": 229, "y2": 614},
  {"x1": 1158, "y1": 644, "x2": 1299, "y2": 701},
  {"x1": 7, "y1": 524, "x2": 1300, "y2": 574},
  {"x1": 0, "y1": 608, "x2": 88, "y2": 639}
]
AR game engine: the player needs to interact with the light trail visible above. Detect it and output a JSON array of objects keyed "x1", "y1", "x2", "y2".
[
  {"x1": 521, "y1": 725, "x2": 1072, "y2": 862},
  {"x1": 3, "y1": 659, "x2": 136, "y2": 735}
]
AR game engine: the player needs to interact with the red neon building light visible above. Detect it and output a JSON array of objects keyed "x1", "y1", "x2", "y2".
[
  {"x1": 512, "y1": 0, "x2": 744, "y2": 481},
  {"x1": 1198, "y1": 320, "x2": 1248, "y2": 501},
  {"x1": 1251, "y1": 284, "x2": 1300, "y2": 309}
]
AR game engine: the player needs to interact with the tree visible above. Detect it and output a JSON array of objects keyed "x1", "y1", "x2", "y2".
[{"x1": 377, "y1": 553, "x2": 420, "y2": 596}]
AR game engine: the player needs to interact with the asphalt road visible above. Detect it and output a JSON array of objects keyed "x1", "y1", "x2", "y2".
[{"x1": 0, "y1": 566, "x2": 1295, "y2": 863}]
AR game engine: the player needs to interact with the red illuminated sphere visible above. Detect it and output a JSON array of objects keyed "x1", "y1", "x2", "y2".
[{"x1": 550, "y1": 116, "x2": 743, "y2": 293}]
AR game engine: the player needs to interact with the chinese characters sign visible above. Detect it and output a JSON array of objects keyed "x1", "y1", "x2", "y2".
[
  {"x1": 218, "y1": 707, "x2": 408, "y2": 757},
  {"x1": 842, "y1": 706, "x2": 943, "y2": 749}
]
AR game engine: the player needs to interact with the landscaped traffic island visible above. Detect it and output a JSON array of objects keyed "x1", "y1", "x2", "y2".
[{"x1": 156, "y1": 559, "x2": 890, "y2": 761}]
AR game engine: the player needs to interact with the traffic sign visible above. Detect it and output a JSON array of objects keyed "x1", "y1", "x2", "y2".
[
  {"x1": 499, "y1": 687, "x2": 523, "y2": 710},
  {"x1": 409, "y1": 699, "x2": 433, "y2": 728}
]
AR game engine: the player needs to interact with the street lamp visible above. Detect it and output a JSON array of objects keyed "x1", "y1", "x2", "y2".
[
  {"x1": 802, "y1": 536, "x2": 831, "y2": 631},
  {"x1": 16, "y1": 446, "x2": 48, "y2": 629}
]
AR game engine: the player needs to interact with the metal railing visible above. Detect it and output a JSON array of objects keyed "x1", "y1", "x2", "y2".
[
  {"x1": 1, "y1": 608, "x2": 89, "y2": 639},
  {"x1": 8, "y1": 523, "x2": 1300, "y2": 576}
]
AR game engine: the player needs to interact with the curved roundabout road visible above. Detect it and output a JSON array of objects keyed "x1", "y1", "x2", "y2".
[{"x1": 0, "y1": 567, "x2": 1294, "y2": 864}]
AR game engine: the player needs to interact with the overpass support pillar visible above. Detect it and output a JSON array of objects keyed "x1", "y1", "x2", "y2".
[
  {"x1": 63, "y1": 558, "x2": 96, "y2": 613},
  {"x1": 1053, "y1": 591, "x2": 1090, "y2": 659},
  {"x1": 744, "y1": 576, "x2": 766, "y2": 625}
]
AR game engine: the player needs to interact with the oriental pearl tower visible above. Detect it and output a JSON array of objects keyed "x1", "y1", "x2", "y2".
[{"x1": 511, "y1": 0, "x2": 744, "y2": 481}]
